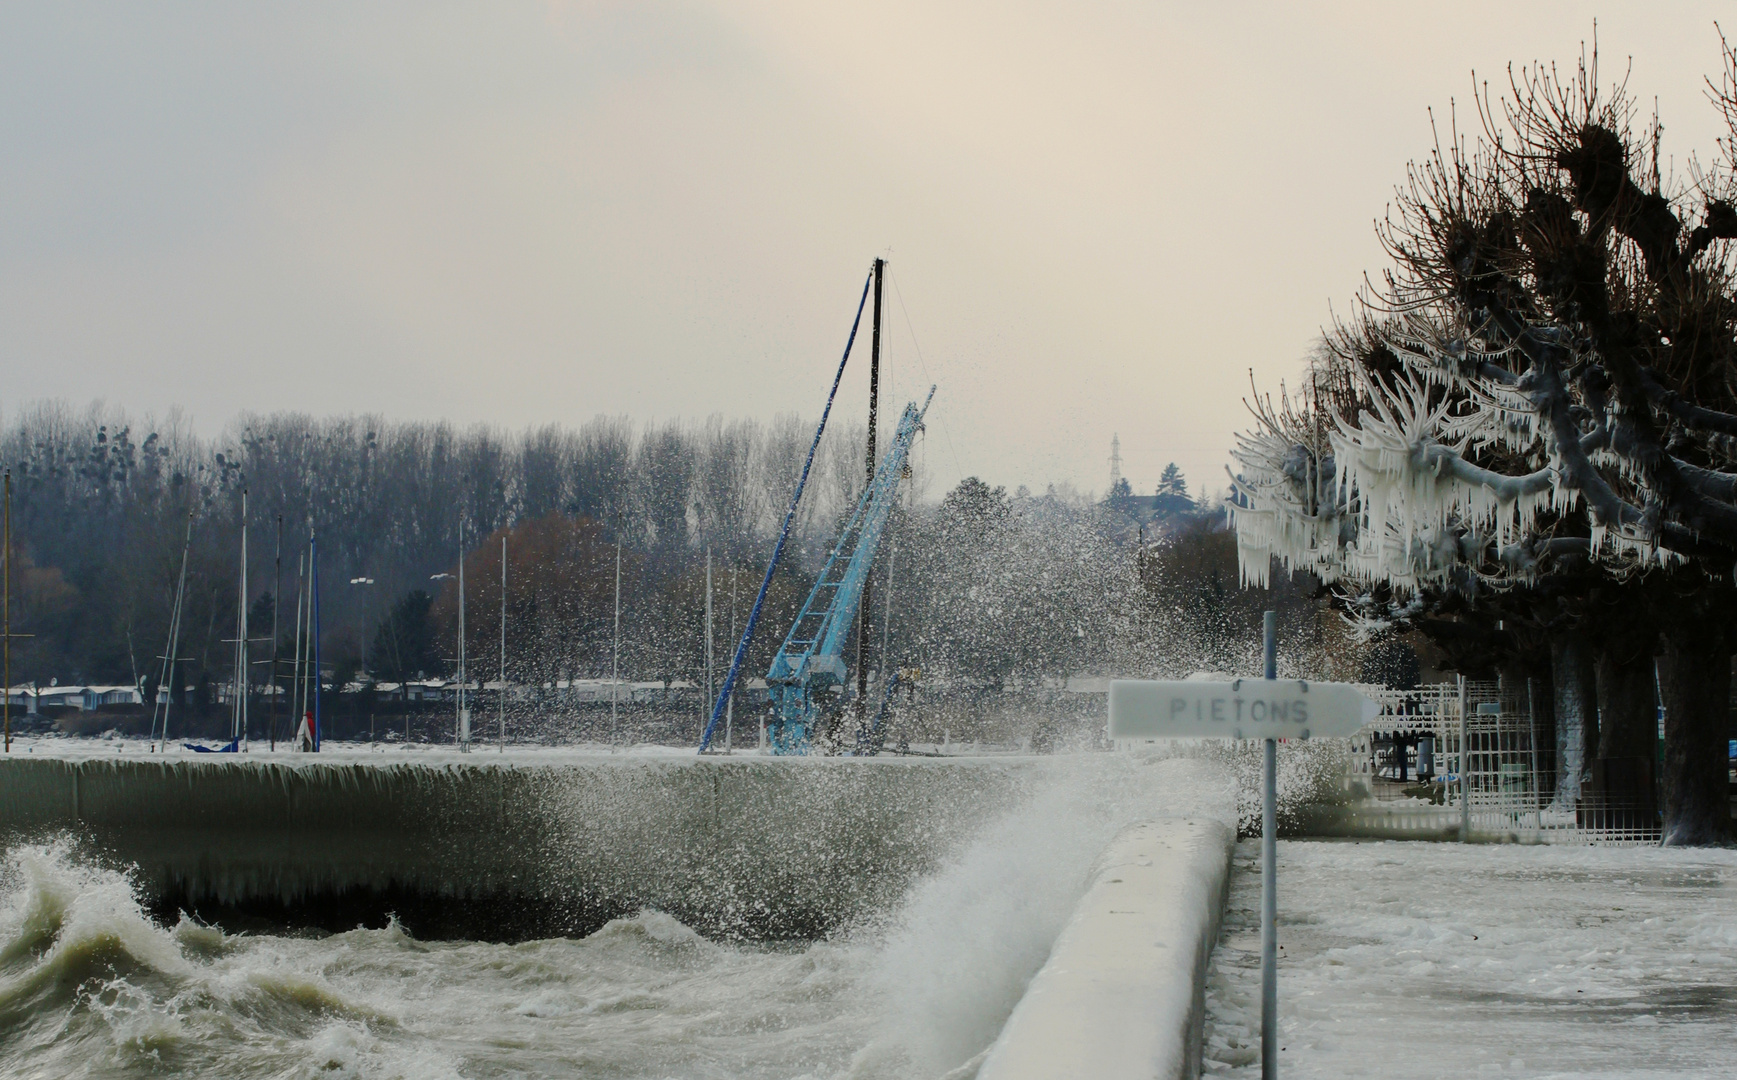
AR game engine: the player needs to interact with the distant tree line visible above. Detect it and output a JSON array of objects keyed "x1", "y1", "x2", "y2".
[
  {"x1": 0, "y1": 404, "x2": 849, "y2": 694},
  {"x1": 0, "y1": 402, "x2": 1322, "y2": 714}
]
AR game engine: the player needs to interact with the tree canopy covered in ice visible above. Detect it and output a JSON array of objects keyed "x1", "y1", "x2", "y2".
[{"x1": 1228, "y1": 37, "x2": 1737, "y2": 844}]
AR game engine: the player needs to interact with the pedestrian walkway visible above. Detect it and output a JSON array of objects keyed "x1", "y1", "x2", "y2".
[{"x1": 1202, "y1": 839, "x2": 1737, "y2": 1078}]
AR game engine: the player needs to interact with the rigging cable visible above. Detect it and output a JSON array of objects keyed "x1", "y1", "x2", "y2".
[
  {"x1": 698, "y1": 266, "x2": 875, "y2": 752},
  {"x1": 890, "y1": 269, "x2": 966, "y2": 483}
]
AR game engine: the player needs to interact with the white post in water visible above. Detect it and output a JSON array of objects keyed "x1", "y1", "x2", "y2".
[{"x1": 1260, "y1": 609, "x2": 1278, "y2": 1080}]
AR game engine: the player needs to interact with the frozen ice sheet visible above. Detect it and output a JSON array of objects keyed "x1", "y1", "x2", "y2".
[{"x1": 1203, "y1": 839, "x2": 1737, "y2": 1079}]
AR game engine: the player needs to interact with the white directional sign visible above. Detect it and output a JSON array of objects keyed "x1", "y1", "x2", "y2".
[{"x1": 1108, "y1": 678, "x2": 1380, "y2": 740}]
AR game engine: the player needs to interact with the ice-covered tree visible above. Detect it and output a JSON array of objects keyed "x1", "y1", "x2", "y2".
[{"x1": 1230, "y1": 39, "x2": 1737, "y2": 844}]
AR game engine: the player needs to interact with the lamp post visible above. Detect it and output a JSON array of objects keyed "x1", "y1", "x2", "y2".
[
  {"x1": 431, "y1": 570, "x2": 466, "y2": 748},
  {"x1": 429, "y1": 571, "x2": 454, "y2": 745},
  {"x1": 349, "y1": 576, "x2": 376, "y2": 670}
]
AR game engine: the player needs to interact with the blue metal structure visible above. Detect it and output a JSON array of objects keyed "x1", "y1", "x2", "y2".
[{"x1": 764, "y1": 386, "x2": 934, "y2": 753}]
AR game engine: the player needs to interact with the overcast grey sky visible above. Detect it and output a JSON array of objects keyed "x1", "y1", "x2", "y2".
[{"x1": 2, "y1": 3, "x2": 1731, "y2": 498}]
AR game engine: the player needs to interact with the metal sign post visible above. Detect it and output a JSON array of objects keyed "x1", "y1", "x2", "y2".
[
  {"x1": 1108, "y1": 611, "x2": 1380, "y2": 1080},
  {"x1": 1260, "y1": 611, "x2": 1278, "y2": 1080}
]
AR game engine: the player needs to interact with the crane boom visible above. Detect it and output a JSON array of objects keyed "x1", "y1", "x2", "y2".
[{"x1": 764, "y1": 386, "x2": 934, "y2": 753}]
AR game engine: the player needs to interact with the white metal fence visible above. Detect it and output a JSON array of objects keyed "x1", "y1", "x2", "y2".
[{"x1": 1345, "y1": 681, "x2": 1661, "y2": 846}]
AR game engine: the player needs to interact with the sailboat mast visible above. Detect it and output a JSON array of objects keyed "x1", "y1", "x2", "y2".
[
  {"x1": 271, "y1": 514, "x2": 282, "y2": 750},
  {"x1": 856, "y1": 256, "x2": 885, "y2": 710},
  {"x1": 241, "y1": 492, "x2": 249, "y2": 748},
  {"x1": 152, "y1": 509, "x2": 194, "y2": 751},
  {"x1": 290, "y1": 550, "x2": 305, "y2": 743},
  {"x1": 726, "y1": 566, "x2": 736, "y2": 752},
  {"x1": 3, "y1": 470, "x2": 10, "y2": 753},
  {"x1": 311, "y1": 531, "x2": 322, "y2": 752},
  {"x1": 611, "y1": 538, "x2": 621, "y2": 738},
  {"x1": 704, "y1": 547, "x2": 713, "y2": 744},
  {"x1": 232, "y1": 490, "x2": 248, "y2": 746},
  {"x1": 499, "y1": 534, "x2": 506, "y2": 751},
  {"x1": 457, "y1": 525, "x2": 468, "y2": 749}
]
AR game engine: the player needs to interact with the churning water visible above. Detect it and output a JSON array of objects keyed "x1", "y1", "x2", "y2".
[{"x1": 0, "y1": 756, "x2": 1235, "y2": 1079}]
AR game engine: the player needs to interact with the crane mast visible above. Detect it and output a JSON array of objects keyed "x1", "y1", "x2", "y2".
[{"x1": 764, "y1": 387, "x2": 933, "y2": 754}]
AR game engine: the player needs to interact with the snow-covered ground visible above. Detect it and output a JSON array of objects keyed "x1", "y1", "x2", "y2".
[{"x1": 1204, "y1": 840, "x2": 1737, "y2": 1079}]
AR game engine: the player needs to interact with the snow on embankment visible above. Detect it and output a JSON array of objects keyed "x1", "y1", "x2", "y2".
[
  {"x1": 977, "y1": 818, "x2": 1237, "y2": 1080},
  {"x1": 0, "y1": 752, "x2": 1042, "y2": 940}
]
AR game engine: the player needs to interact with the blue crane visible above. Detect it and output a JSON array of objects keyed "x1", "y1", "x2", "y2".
[
  {"x1": 763, "y1": 386, "x2": 933, "y2": 754},
  {"x1": 696, "y1": 263, "x2": 926, "y2": 757}
]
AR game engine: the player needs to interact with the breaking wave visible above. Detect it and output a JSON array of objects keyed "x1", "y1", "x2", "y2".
[
  {"x1": 0, "y1": 840, "x2": 421, "y2": 1079},
  {"x1": 0, "y1": 754, "x2": 1230, "y2": 1078}
]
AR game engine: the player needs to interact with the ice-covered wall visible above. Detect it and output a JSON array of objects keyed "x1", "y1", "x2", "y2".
[
  {"x1": 0, "y1": 753, "x2": 1042, "y2": 940},
  {"x1": 977, "y1": 818, "x2": 1236, "y2": 1080}
]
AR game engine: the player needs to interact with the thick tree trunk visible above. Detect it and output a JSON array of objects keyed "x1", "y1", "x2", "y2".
[
  {"x1": 1658, "y1": 631, "x2": 1734, "y2": 846},
  {"x1": 1593, "y1": 648, "x2": 1658, "y2": 810},
  {"x1": 1548, "y1": 633, "x2": 1598, "y2": 811}
]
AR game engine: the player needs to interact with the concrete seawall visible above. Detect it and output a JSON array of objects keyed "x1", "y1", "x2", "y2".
[
  {"x1": 0, "y1": 750, "x2": 1042, "y2": 940},
  {"x1": 978, "y1": 818, "x2": 1236, "y2": 1080}
]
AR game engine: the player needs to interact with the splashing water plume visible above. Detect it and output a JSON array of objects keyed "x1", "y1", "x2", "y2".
[{"x1": 0, "y1": 756, "x2": 1231, "y2": 1079}]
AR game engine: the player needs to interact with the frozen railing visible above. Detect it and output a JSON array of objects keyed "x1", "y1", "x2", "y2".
[
  {"x1": 1315, "y1": 797, "x2": 1663, "y2": 846},
  {"x1": 1344, "y1": 682, "x2": 1661, "y2": 846}
]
